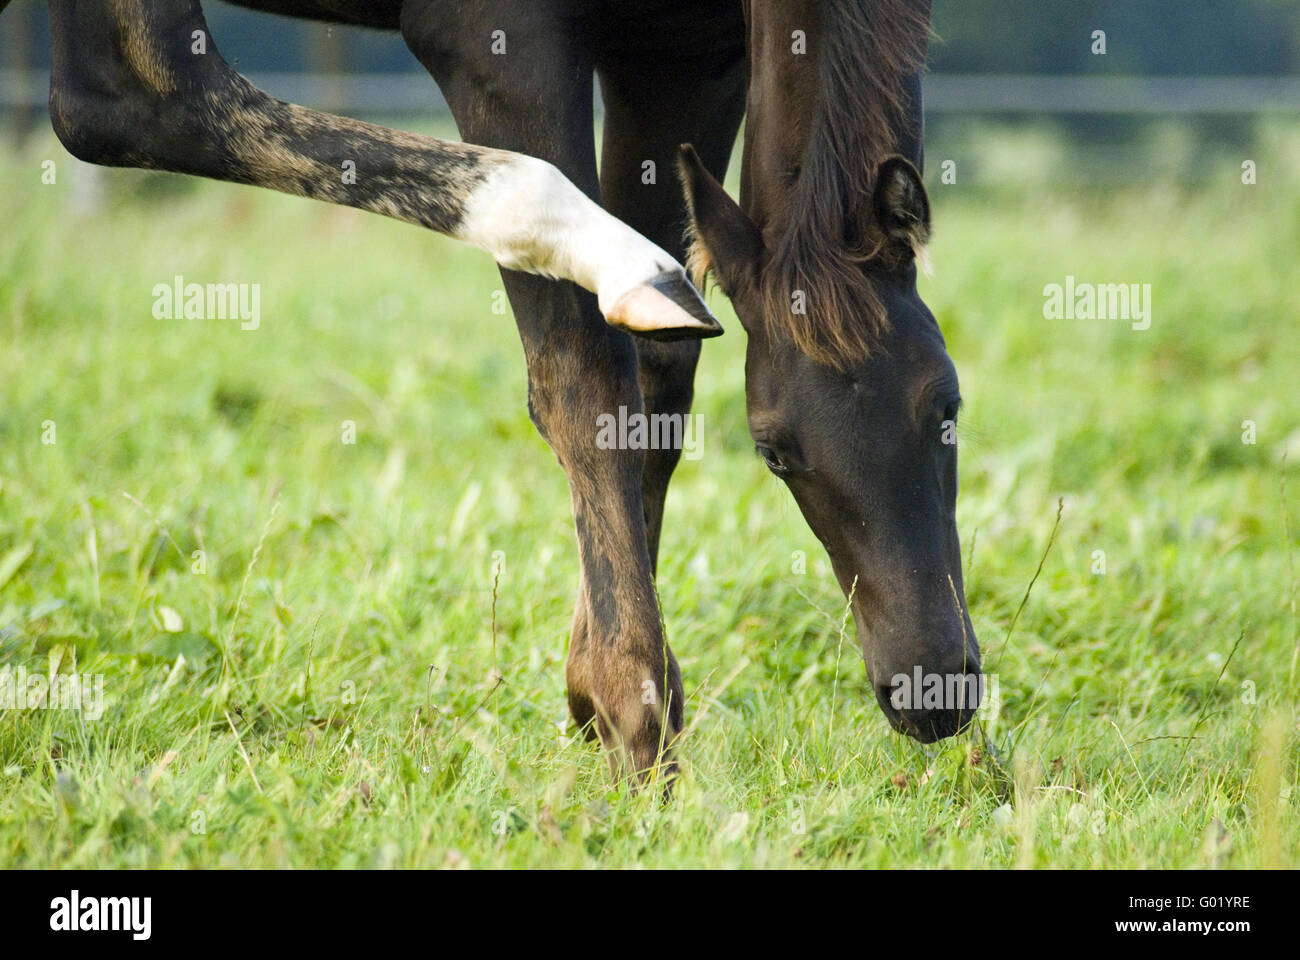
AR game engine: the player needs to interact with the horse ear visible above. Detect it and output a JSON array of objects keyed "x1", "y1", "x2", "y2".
[
  {"x1": 677, "y1": 144, "x2": 764, "y2": 303},
  {"x1": 870, "y1": 155, "x2": 931, "y2": 268}
]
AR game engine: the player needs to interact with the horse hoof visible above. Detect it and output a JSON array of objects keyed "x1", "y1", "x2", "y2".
[{"x1": 605, "y1": 271, "x2": 723, "y2": 341}]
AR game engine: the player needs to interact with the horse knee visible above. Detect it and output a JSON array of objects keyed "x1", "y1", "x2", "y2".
[
  {"x1": 48, "y1": 67, "x2": 134, "y2": 165},
  {"x1": 48, "y1": 3, "x2": 227, "y2": 168}
]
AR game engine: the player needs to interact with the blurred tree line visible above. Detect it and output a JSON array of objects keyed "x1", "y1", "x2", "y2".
[
  {"x1": 3, "y1": 0, "x2": 1297, "y2": 76},
  {"x1": 929, "y1": 0, "x2": 1298, "y2": 75}
]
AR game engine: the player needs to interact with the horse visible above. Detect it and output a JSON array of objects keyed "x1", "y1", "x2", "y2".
[{"x1": 28, "y1": 0, "x2": 980, "y2": 783}]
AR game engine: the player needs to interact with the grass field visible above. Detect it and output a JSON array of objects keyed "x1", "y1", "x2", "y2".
[{"x1": 1, "y1": 121, "x2": 1297, "y2": 869}]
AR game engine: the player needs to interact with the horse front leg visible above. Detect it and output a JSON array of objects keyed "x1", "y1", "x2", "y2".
[
  {"x1": 596, "y1": 23, "x2": 749, "y2": 569},
  {"x1": 402, "y1": 0, "x2": 682, "y2": 784}
]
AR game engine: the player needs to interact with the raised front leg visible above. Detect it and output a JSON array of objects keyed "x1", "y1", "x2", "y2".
[
  {"x1": 401, "y1": 0, "x2": 682, "y2": 782},
  {"x1": 46, "y1": 0, "x2": 719, "y2": 339}
]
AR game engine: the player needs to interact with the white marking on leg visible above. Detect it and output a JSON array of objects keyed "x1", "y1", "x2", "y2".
[{"x1": 457, "y1": 156, "x2": 712, "y2": 332}]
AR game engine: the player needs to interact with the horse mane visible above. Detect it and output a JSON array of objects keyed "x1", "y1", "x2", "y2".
[{"x1": 763, "y1": 0, "x2": 930, "y2": 369}]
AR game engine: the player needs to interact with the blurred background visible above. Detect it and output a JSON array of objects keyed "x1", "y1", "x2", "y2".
[{"x1": 3, "y1": 0, "x2": 1299, "y2": 183}]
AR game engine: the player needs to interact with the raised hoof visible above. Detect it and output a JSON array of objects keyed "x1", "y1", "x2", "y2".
[{"x1": 605, "y1": 271, "x2": 723, "y2": 341}]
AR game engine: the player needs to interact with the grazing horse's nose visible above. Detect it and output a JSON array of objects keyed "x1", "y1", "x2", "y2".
[
  {"x1": 874, "y1": 654, "x2": 983, "y2": 743},
  {"x1": 876, "y1": 681, "x2": 981, "y2": 742}
]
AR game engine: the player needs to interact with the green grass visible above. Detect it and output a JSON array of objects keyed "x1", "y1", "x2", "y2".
[{"x1": 1, "y1": 122, "x2": 1297, "y2": 868}]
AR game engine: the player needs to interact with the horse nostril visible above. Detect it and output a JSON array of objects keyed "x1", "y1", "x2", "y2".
[
  {"x1": 874, "y1": 683, "x2": 924, "y2": 738},
  {"x1": 875, "y1": 683, "x2": 904, "y2": 721},
  {"x1": 926, "y1": 707, "x2": 975, "y2": 741}
]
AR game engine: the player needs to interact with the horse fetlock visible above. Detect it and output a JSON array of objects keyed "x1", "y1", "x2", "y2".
[{"x1": 566, "y1": 640, "x2": 683, "y2": 785}]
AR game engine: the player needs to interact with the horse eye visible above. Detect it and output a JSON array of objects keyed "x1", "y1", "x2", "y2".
[{"x1": 756, "y1": 444, "x2": 789, "y2": 476}]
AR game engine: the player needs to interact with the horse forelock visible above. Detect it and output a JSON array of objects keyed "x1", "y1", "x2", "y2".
[{"x1": 761, "y1": 0, "x2": 930, "y2": 370}]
